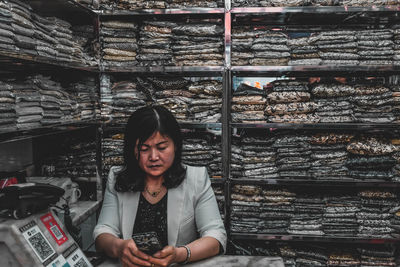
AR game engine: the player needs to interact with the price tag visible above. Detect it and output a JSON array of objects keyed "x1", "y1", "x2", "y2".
[{"x1": 40, "y1": 212, "x2": 68, "y2": 246}]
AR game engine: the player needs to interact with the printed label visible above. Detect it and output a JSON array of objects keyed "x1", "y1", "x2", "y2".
[
  {"x1": 40, "y1": 212, "x2": 68, "y2": 245},
  {"x1": 65, "y1": 247, "x2": 92, "y2": 267},
  {"x1": 46, "y1": 254, "x2": 70, "y2": 267},
  {"x1": 21, "y1": 221, "x2": 56, "y2": 263}
]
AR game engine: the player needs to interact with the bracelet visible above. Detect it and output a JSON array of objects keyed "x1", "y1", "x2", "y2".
[{"x1": 179, "y1": 245, "x2": 191, "y2": 264}]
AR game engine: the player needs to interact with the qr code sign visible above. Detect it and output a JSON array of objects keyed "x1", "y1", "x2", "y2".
[
  {"x1": 74, "y1": 258, "x2": 89, "y2": 267},
  {"x1": 28, "y1": 232, "x2": 54, "y2": 261}
]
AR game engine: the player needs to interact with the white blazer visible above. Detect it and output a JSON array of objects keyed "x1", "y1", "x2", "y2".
[{"x1": 93, "y1": 165, "x2": 227, "y2": 253}]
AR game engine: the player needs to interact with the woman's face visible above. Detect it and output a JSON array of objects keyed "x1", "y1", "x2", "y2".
[{"x1": 135, "y1": 131, "x2": 176, "y2": 180}]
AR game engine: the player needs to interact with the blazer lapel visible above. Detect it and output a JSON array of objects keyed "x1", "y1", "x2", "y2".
[
  {"x1": 121, "y1": 191, "x2": 140, "y2": 239},
  {"x1": 167, "y1": 180, "x2": 185, "y2": 246}
]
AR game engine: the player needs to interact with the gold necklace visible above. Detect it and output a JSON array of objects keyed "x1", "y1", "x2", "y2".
[{"x1": 145, "y1": 186, "x2": 162, "y2": 198}]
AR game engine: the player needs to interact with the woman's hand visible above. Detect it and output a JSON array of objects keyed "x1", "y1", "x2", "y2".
[
  {"x1": 148, "y1": 246, "x2": 181, "y2": 267},
  {"x1": 118, "y1": 239, "x2": 152, "y2": 267}
]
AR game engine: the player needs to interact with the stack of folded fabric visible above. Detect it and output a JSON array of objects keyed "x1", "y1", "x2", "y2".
[
  {"x1": 343, "y1": 0, "x2": 397, "y2": 5},
  {"x1": 288, "y1": 36, "x2": 321, "y2": 66},
  {"x1": 311, "y1": 82, "x2": 356, "y2": 123},
  {"x1": 231, "y1": 27, "x2": 255, "y2": 66},
  {"x1": 327, "y1": 248, "x2": 360, "y2": 266},
  {"x1": 230, "y1": 138, "x2": 244, "y2": 179},
  {"x1": 250, "y1": 30, "x2": 290, "y2": 66},
  {"x1": 0, "y1": 1, "x2": 15, "y2": 51},
  {"x1": 288, "y1": 195, "x2": 325, "y2": 236},
  {"x1": 34, "y1": 75, "x2": 63, "y2": 125},
  {"x1": 69, "y1": 77, "x2": 100, "y2": 121},
  {"x1": 153, "y1": 92, "x2": 190, "y2": 122},
  {"x1": 42, "y1": 139, "x2": 97, "y2": 179},
  {"x1": 168, "y1": 0, "x2": 222, "y2": 8},
  {"x1": 322, "y1": 195, "x2": 360, "y2": 237},
  {"x1": 117, "y1": 0, "x2": 166, "y2": 9},
  {"x1": 351, "y1": 84, "x2": 395, "y2": 123},
  {"x1": 13, "y1": 79, "x2": 43, "y2": 129},
  {"x1": 309, "y1": 133, "x2": 352, "y2": 180},
  {"x1": 266, "y1": 80, "x2": 318, "y2": 123},
  {"x1": 238, "y1": 135, "x2": 278, "y2": 179},
  {"x1": 181, "y1": 133, "x2": 221, "y2": 178},
  {"x1": 102, "y1": 133, "x2": 124, "y2": 179},
  {"x1": 357, "y1": 29, "x2": 394, "y2": 65},
  {"x1": 109, "y1": 80, "x2": 147, "y2": 124},
  {"x1": 273, "y1": 134, "x2": 311, "y2": 179},
  {"x1": 0, "y1": 80, "x2": 16, "y2": 132},
  {"x1": 231, "y1": 83, "x2": 267, "y2": 123},
  {"x1": 358, "y1": 245, "x2": 397, "y2": 267},
  {"x1": 99, "y1": 0, "x2": 116, "y2": 10},
  {"x1": 357, "y1": 190, "x2": 397, "y2": 238},
  {"x1": 230, "y1": 185, "x2": 264, "y2": 233},
  {"x1": 101, "y1": 20, "x2": 138, "y2": 68},
  {"x1": 392, "y1": 85, "x2": 400, "y2": 122},
  {"x1": 212, "y1": 185, "x2": 225, "y2": 219},
  {"x1": 390, "y1": 206, "x2": 400, "y2": 238},
  {"x1": 314, "y1": 30, "x2": 358, "y2": 65},
  {"x1": 171, "y1": 21, "x2": 223, "y2": 66},
  {"x1": 260, "y1": 189, "x2": 295, "y2": 234},
  {"x1": 72, "y1": 24, "x2": 98, "y2": 66},
  {"x1": 32, "y1": 13, "x2": 58, "y2": 59},
  {"x1": 10, "y1": 0, "x2": 36, "y2": 55},
  {"x1": 187, "y1": 79, "x2": 222, "y2": 122},
  {"x1": 277, "y1": 244, "x2": 296, "y2": 267},
  {"x1": 100, "y1": 75, "x2": 112, "y2": 123},
  {"x1": 346, "y1": 135, "x2": 397, "y2": 180},
  {"x1": 392, "y1": 24, "x2": 400, "y2": 66},
  {"x1": 137, "y1": 20, "x2": 175, "y2": 66},
  {"x1": 294, "y1": 245, "x2": 328, "y2": 266}
]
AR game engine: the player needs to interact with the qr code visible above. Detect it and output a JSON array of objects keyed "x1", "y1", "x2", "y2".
[
  {"x1": 74, "y1": 258, "x2": 89, "y2": 267},
  {"x1": 28, "y1": 232, "x2": 53, "y2": 260},
  {"x1": 50, "y1": 225, "x2": 63, "y2": 240}
]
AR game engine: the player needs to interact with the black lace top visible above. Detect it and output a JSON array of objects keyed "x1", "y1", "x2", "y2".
[{"x1": 132, "y1": 192, "x2": 168, "y2": 248}]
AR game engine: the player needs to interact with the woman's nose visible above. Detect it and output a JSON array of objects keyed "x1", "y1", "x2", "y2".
[{"x1": 149, "y1": 149, "x2": 159, "y2": 161}]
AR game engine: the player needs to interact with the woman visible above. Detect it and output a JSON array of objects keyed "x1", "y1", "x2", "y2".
[{"x1": 93, "y1": 105, "x2": 226, "y2": 267}]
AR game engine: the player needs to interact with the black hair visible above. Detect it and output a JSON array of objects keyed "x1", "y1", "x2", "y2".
[{"x1": 114, "y1": 105, "x2": 186, "y2": 192}]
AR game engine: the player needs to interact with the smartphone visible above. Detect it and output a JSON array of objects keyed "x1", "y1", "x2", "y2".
[{"x1": 132, "y1": 231, "x2": 163, "y2": 255}]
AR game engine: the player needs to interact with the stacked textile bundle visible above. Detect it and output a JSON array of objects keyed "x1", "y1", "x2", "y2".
[
  {"x1": 392, "y1": 85, "x2": 400, "y2": 123},
  {"x1": 272, "y1": 134, "x2": 311, "y2": 179},
  {"x1": 346, "y1": 135, "x2": 397, "y2": 181},
  {"x1": 251, "y1": 30, "x2": 290, "y2": 66},
  {"x1": 266, "y1": 80, "x2": 318, "y2": 123},
  {"x1": 187, "y1": 80, "x2": 222, "y2": 122},
  {"x1": 100, "y1": 75, "x2": 112, "y2": 123},
  {"x1": 0, "y1": 1, "x2": 15, "y2": 51},
  {"x1": 288, "y1": 36, "x2": 321, "y2": 66},
  {"x1": 260, "y1": 189, "x2": 295, "y2": 234},
  {"x1": 212, "y1": 185, "x2": 225, "y2": 219},
  {"x1": 311, "y1": 83, "x2": 356, "y2": 123},
  {"x1": 294, "y1": 245, "x2": 328, "y2": 266},
  {"x1": 102, "y1": 133, "x2": 124, "y2": 179},
  {"x1": 232, "y1": 0, "x2": 399, "y2": 7},
  {"x1": 322, "y1": 195, "x2": 360, "y2": 236},
  {"x1": 236, "y1": 135, "x2": 278, "y2": 179},
  {"x1": 32, "y1": 13, "x2": 57, "y2": 59},
  {"x1": 288, "y1": 196, "x2": 325, "y2": 236},
  {"x1": 110, "y1": 80, "x2": 147, "y2": 124},
  {"x1": 327, "y1": 249, "x2": 360, "y2": 266},
  {"x1": 230, "y1": 185, "x2": 264, "y2": 233},
  {"x1": 230, "y1": 139, "x2": 244, "y2": 178},
  {"x1": 352, "y1": 84, "x2": 395, "y2": 123},
  {"x1": 34, "y1": 75, "x2": 63, "y2": 125},
  {"x1": 231, "y1": 83, "x2": 267, "y2": 123},
  {"x1": 391, "y1": 206, "x2": 400, "y2": 238},
  {"x1": 357, "y1": 29, "x2": 393, "y2": 65},
  {"x1": 42, "y1": 139, "x2": 97, "y2": 179},
  {"x1": 315, "y1": 30, "x2": 359, "y2": 65},
  {"x1": 13, "y1": 79, "x2": 42, "y2": 129},
  {"x1": 181, "y1": 133, "x2": 222, "y2": 178},
  {"x1": 392, "y1": 24, "x2": 400, "y2": 66},
  {"x1": 0, "y1": 80, "x2": 16, "y2": 132},
  {"x1": 171, "y1": 21, "x2": 223, "y2": 66},
  {"x1": 357, "y1": 190, "x2": 396, "y2": 238},
  {"x1": 168, "y1": 0, "x2": 222, "y2": 8},
  {"x1": 101, "y1": 20, "x2": 138, "y2": 68},
  {"x1": 358, "y1": 245, "x2": 397, "y2": 267},
  {"x1": 10, "y1": 0, "x2": 36, "y2": 55},
  {"x1": 102, "y1": 0, "x2": 221, "y2": 10},
  {"x1": 137, "y1": 21, "x2": 175, "y2": 66},
  {"x1": 309, "y1": 133, "x2": 351, "y2": 180},
  {"x1": 117, "y1": 0, "x2": 166, "y2": 9},
  {"x1": 72, "y1": 24, "x2": 98, "y2": 65},
  {"x1": 231, "y1": 27, "x2": 255, "y2": 66},
  {"x1": 68, "y1": 77, "x2": 100, "y2": 121}
]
